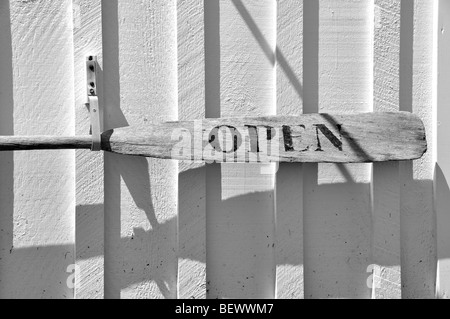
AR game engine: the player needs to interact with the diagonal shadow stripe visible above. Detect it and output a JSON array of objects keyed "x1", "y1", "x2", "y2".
[{"x1": 231, "y1": 0, "x2": 303, "y2": 102}]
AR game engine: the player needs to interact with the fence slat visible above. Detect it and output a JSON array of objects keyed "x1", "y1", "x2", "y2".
[
  {"x1": 399, "y1": 0, "x2": 436, "y2": 299},
  {"x1": 303, "y1": 0, "x2": 373, "y2": 299},
  {"x1": 103, "y1": 0, "x2": 178, "y2": 299},
  {"x1": 275, "y1": 0, "x2": 304, "y2": 299},
  {"x1": 371, "y1": 0, "x2": 401, "y2": 299},
  {"x1": 177, "y1": 0, "x2": 206, "y2": 299},
  {"x1": 0, "y1": 0, "x2": 75, "y2": 298},
  {"x1": 205, "y1": 0, "x2": 276, "y2": 299},
  {"x1": 0, "y1": 0, "x2": 444, "y2": 300},
  {"x1": 435, "y1": 0, "x2": 450, "y2": 300},
  {"x1": 72, "y1": 0, "x2": 105, "y2": 299}
]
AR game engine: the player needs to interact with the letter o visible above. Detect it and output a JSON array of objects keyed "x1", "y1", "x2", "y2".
[{"x1": 209, "y1": 126, "x2": 242, "y2": 153}]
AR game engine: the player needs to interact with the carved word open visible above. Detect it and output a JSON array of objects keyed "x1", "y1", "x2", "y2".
[{"x1": 171, "y1": 122, "x2": 343, "y2": 163}]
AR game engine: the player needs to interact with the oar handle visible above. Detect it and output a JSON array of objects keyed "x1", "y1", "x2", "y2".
[{"x1": 0, "y1": 136, "x2": 93, "y2": 151}]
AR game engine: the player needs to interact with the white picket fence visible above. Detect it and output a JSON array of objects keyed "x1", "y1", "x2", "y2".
[{"x1": 0, "y1": 0, "x2": 448, "y2": 299}]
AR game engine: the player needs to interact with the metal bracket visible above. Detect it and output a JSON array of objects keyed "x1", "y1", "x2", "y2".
[{"x1": 86, "y1": 56, "x2": 102, "y2": 151}]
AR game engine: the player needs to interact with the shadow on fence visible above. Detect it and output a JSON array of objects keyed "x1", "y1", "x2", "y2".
[
  {"x1": 0, "y1": 0, "x2": 15, "y2": 298},
  {"x1": 0, "y1": 0, "x2": 442, "y2": 300}
]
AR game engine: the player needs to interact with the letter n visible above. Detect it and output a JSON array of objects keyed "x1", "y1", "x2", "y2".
[{"x1": 314, "y1": 124, "x2": 343, "y2": 152}]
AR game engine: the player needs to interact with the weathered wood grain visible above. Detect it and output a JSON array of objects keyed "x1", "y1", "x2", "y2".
[
  {"x1": 0, "y1": 136, "x2": 91, "y2": 151},
  {"x1": 0, "y1": 112, "x2": 427, "y2": 164},
  {"x1": 100, "y1": 112, "x2": 426, "y2": 163},
  {"x1": 72, "y1": 0, "x2": 105, "y2": 299}
]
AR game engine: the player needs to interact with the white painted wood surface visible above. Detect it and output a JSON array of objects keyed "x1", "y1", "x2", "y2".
[
  {"x1": 399, "y1": 0, "x2": 436, "y2": 299},
  {"x1": 206, "y1": 0, "x2": 276, "y2": 299},
  {"x1": 303, "y1": 0, "x2": 373, "y2": 299},
  {"x1": 0, "y1": 0, "x2": 444, "y2": 299},
  {"x1": 275, "y1": 0, "x2": 304, "y2": 298},
  {"x1": 177, "y1": 0, "x2": 206, "y2": 299},
  {"x1": 436, "y1": 0, "x2": 450, "y2": 299},
  {"x1": 0, "y1": 0, "x2": 75, "y2": 298},
  {"x1": 372, "y1": 0, "x2": 401, "y2": 299},
  {"x1": 72, "y1": 0, "x2": 104, "y2": 299},
  {"x1": 103, "y1": 0, "x2": 178, "y2": 299}
]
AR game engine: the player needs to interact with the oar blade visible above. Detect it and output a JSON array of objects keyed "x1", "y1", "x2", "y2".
[{"x1": 102, "y1": 112, "x2": 427, "y2": 163}]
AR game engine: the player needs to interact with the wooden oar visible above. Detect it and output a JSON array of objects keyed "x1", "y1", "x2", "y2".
[{"x1": 0, "y1": 112, "x2": 426, "y2": 163}]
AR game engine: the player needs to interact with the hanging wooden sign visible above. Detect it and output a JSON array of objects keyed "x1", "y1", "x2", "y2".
[{"x1": 0, "y1": 112, "x2": 427, "y2": 163}]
